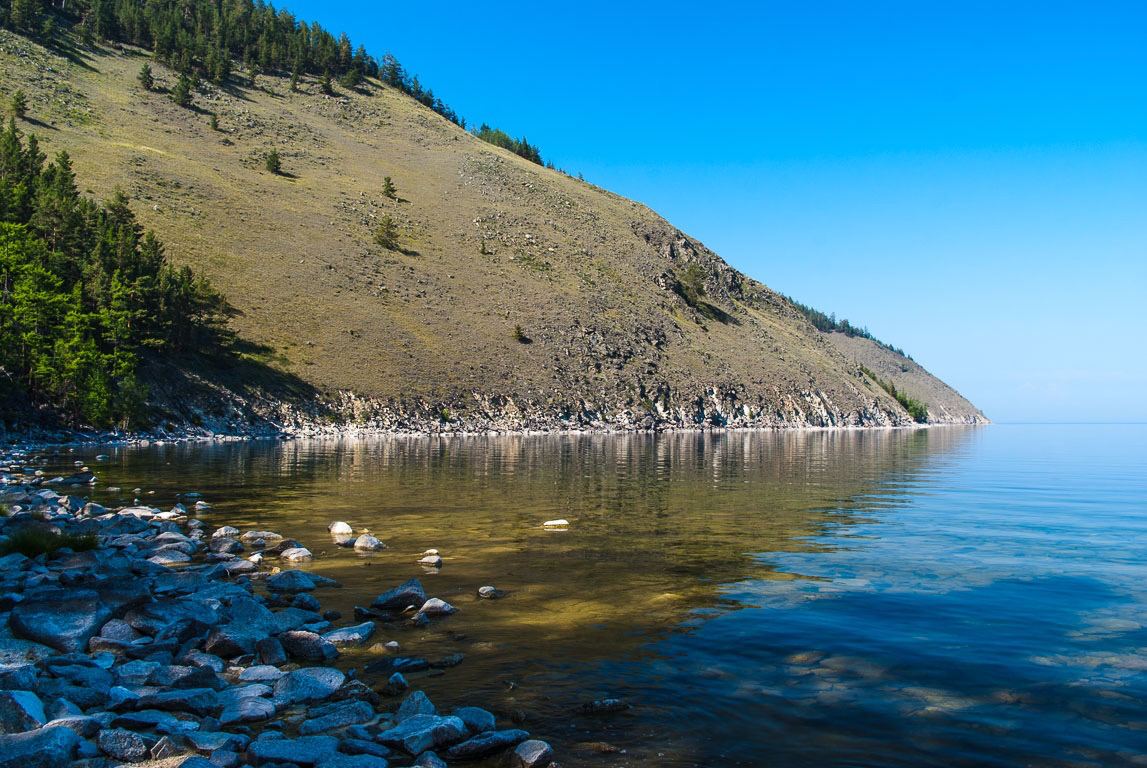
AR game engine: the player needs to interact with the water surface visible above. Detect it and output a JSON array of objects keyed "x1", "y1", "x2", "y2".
[{"x1": 57, "y1": 425, "x2": 1147, "y2": 766}]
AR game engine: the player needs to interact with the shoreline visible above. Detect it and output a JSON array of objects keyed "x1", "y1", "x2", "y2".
[{"x1": 0, "y1": 447, "x2": 554, "y2": 767}]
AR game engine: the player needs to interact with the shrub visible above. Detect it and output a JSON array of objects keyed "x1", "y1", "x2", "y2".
[
  {"x1": 138, "y1": 63, "x2": 154, "y2": 91},
  {"x1": 264, "y1": 149, "x2": 282, "y2": 175},
  {"x1": 383, "y1": 176, "x2": 397, "y2": 200},
  {"x1": 0, "y1": 528, "x2": 98, "y2": 557},
  {"x1": 171, "y1": 74, "x2": 192, "y2": 107},
  {"x1": 374, "y1": 215, "x2": 399, "y2": 249},
  {"x1": 513, "y1": 324, "x2": 531, "y2": 344},
  {"x1": 10, "y1": 89, "x2": 27, "y2": 119}
]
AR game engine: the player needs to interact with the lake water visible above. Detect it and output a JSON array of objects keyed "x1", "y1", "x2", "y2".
[{"x1": 66, "y1": 424, "x2": 1147, "y2": 766}]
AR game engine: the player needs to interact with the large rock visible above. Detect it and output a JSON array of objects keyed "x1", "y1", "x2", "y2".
[
  {"x1": 248, "y1": 734, "x2": 339, "y2": 765},
  {"x1": 397, "y1": 690, "x2": 436, "y2": 722},
  {"x1": 185, "y1": 730, "x2": 250, "y2": 753},
  {"x1": 417, "y1": 598, "x2": 457, "y2": 617},
  {"x1": 265, "y1": 570, "x2": 316, "y2": 592},
  {"x1": 279, "y1": 547, "x2": 313, "y2": 561},
  {"x1": 297, "y1": 700, "x2": 375, "y2": 735},
  {"x1": 371, "y1": 579, "x2": 426, "y2": 612},
  {"x1": 377, "y1": 714, "x2": 467, "y2": 755},
  {"x1": 272, "y1": 667, "x2": 345, "y2": 704},
  {"x1": 9, "y1": 589, "x2": 113, "y2": 653},
  {"x1": 131, "y1": 687, "x2": 220, "y2": 716},
  {"x1": 453, "y1": 706, "x2": 496, "y2": 734},
  {"x1": 354, "y1": 534, "x2": 385, "y2": 552},
  {"x1": 0, "y1": 725, "x2": 81, "y2": 768},
  {"x1": 322, "y1": 621, "x2": 375, "y2": 647},
  {"x1": 444, "y1": 730, "x2": 531, "y2": 760},
  {"x1": 219, "y1": 694, "x2": 275, "y2": 725},
  {"x1": 325, "y1": 756, "x2": 390, "y2": 768},
  {"x1": 512, "y1": 740, "x2": 554, "y2": 768},
  {"x1": 97, "y1": 728, "x2": 149, "y2": 762},
  {"x1": 280, "y1": 630, "x2": 339, "y2": 662},
  {"x1": 0, "y1": 690, "x2": 45, "y2": 733}
]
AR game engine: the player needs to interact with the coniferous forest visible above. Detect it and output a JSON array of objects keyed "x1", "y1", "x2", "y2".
[{"x1": 0, "y1": 119, "x2": 227, "y2": 427}]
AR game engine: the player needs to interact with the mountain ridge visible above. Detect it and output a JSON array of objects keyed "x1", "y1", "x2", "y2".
[{"x1": 0, "y1": 28, "x2": 987, "y2": 434}]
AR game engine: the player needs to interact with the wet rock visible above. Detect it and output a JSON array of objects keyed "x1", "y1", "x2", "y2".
[
  {"x1": 239, "y1": 665, "x2": 286, "y2": 683},
  {"x1": 9, "y1": 589, "x2": 113, "y2": 653},
  {"x1": 384, "y1": 672, "x2": 409, "y2": 696},
  {"x1": 149, "y1": 549, "x2": 193, "y2": 565},
  {"x1": 248, "y1": 734, "x2": 338, "y2": 765},
  {"x1": 377, "y1": 714, "x2": 466, "y2": 755},
  {"x1": 297, "y1": 699, "x2": 374, "y2": 735},
  {"x1": 371, "y1": 579, "x2": 426, "y2": 612},
  {"x1": 279, "y1": 630, "x2": 339, "y2": 662},
  {"x1": 255, "y1": 637, "x2": 287, "y2": 666},
  {"x1": 323, "y1": 621, "x2": 375, "y2": 647},
  {"x1": 512, "y1": 739, "x2": 554, "y2": 768},
  {"x1": 132, "y1": 687, "x2": 220, "y2": 716},
  {"x1": 292, "y1": 593, "x2": 322, "y2": 612},
  {"x1": 328, "y1": 522, "x2": 353, "y2": 536},
  {"x1": 220, "y1": 694, "x2": 275, "y2": 725},
  {"x1": 208, "y1": 538, "x2": 243, "y2": 555},
  {"x1": 0, "y1": 690, "x2": 46, "y2": 733},
  {"x1": 453, "y1": 706, "x2": 495, "y2": 734},
  {"x1": 97, "y1": 728, "x2": 149, "y2": 762},
  {"x1": 397, "y1": 691, "x2": 436, "y2": 722},
  {"x1": 279, "y1": 547, "x2": 313, "y2": 562},
  {"x1": 241, "y1": 531, "x2": 282, "y2": 545},
  {"x1": 430, "y1": 653, "x2": 465, "y2": 669},
  {"x1": 417, "y1": 554, "x2": 442, "y2": 568},
  {"x1": 0, "y1": 724, "x2": 81, "y2": 768},
  {"x1": 272, "y1": 667, "x2": 345, "y2": 704},
  {"x1": 444, "y1": 729, "x2": 531, "y2": 760},
  {"x1": 265, "y1": 570, "x2": 316, "y2": 593},
  {"x1": 581, "y1": 698, "x2": 630, "y2": 714},
  {"x1": 354, "y1": 534, "x2": 385, "y2": 552},
  {"x1": 477, "y1": 586, "x2": 505, "y2": 599}
]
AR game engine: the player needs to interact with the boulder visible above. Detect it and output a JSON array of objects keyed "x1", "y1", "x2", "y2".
[
  {"x1": 453, "y1": 706, "x2": 496, "y2": 734},
  {"x1": 238, "y1": 665, "x2": 286, "y2": 683},
  {"x1": 418, "y1": 598, "x2": 457, "y2": 617},
  {"x1": 279, "y1": 547, "x2": 313, "y2": 561},
  {"x1": 265, "y1": 570, "x2": 316, "y2": 593},
  {"x1": 354, "y1": 534, "x2": 385, "y2": 552},
  {"x1": 97, "y1": 728, "x2": 149, "y2": 762},
  {"x1": 279, "y1": 630, "x2": 339, "y2": 662},
  {"x1": 272, "y1": 667, "x2": 345, "y2": 704},
  {"x1": 444, "y1": 729, "x2": 531, "y2": 760},
  {"x1": 248, "y1": 734, "x2": 339, "y2": 766},
  {"x1": 371, "y1": 579, "x2": 426, "y2": 612},
  {"x1": 328, "y1": 522, "x2": 354, "y2": 536},
  {"x1": 377, "y1": 714, "x2": 466, "y2": 755},
  {"x1": 397, "y1": 690, "x2": 436, "y2": 722},
  {"x1": 185, "y1": 730, "x2": 250, "y2": 753},
  {"x1": 0, "y1": 724, "x2": 81, "y2": 768},
  {"x1": 512, "y1": 740, "x2": 555, "y2": 768},
  {"x1": 322, "y1": 621, "x2": 375, "y2": 647},
  {"x1": 413, "y1": 752, "x2": 447, "y2": 768},
  {"x1": 297, "y1": 700, "x2": 375, "y2": 735},
  {"x1": 219, "y1": 694, "x2": 275, "y2": 725},
  {"x1": 0, "y1": 690, "x2": 46, "y2": 733},
  {"x1": 9, "y1": 589, "x2": 113, "y2": 653},
  {"x1": 477, "y1": 586, "x2": 505, "y2": 600}
]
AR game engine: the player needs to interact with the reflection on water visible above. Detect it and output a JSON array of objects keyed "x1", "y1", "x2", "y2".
[{"x1": 57, "y1": 425, "x2": 1147, "y2": 766}]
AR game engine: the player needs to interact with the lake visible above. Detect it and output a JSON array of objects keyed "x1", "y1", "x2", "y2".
[{"x1": 66, "y1": 424, "x2": 1147, "y2": 766}]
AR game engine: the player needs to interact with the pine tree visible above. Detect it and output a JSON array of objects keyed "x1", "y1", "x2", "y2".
[
  {"x1": 171, "y1": 74, "x2": 192, "y2": 108},
  {"x1": 10, "y1": 90, "x2": 27, "y2": 120},
  {"x1": 382, "y1": 176, "x2": 397, "y2": 200},
  {"x1": 209, "y1": 113, "x2": 219, "y2": 131},
  {"x1": 374, "y1": 216, "x2": 399, "y2": 250},
  {"x1": 264, "y1": 149, "x2": 281, "y2": 175},
  {"x1": 320, "y1": 75, "x2": 334, "y2": 96},
  {"x1": 138, "y1": 63, "x2": 154, "y2": 91}
]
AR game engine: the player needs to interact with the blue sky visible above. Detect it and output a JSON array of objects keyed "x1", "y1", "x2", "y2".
[{"x1": 288, "y1": 1, "x2": 1147, "y2": 422}]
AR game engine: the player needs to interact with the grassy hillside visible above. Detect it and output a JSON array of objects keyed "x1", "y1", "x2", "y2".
[{"x1": 0, "y1": 29, "x2": 986, "y2": 430}]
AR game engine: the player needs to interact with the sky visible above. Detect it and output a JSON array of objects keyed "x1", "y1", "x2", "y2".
[{"x1": 287, "y1": 0, "x2": 1147, "y2": 423}]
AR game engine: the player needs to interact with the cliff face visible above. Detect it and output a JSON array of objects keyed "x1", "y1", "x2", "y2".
[{"x1": 0, "y1": 31, "x2": 985, "y2": 433}]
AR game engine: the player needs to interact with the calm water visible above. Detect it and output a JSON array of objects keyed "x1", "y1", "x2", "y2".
[{"x1": 50, "y1": 424, "x2": 1147, "y2": 766}]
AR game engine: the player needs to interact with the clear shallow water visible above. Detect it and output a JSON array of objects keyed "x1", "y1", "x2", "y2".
[{"x1": 49, "y1": 425, "x2": 1147, "y2": 766}]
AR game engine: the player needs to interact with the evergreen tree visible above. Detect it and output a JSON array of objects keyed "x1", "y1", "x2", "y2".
[
  {"x1": 264, "y1": 149, "x2": 281, "y2": 175},
  {"x1": 138, "y1": 63, "x2": 154, "y2": 91},
  {"x1": 382, "y1": 176, "x2": 397, "y2": 200},
  {"x1": 374, "y1": 215, "x2": 399, "y2": 250},
  {"x1": 171, "y1": 74, "x2": 193, "y2": 108},
  {"x1": 209, "y1": 113, "x2": 219, "y2": 131},
  {"x1": 10, "y1": 90, "x2": 27, "y2": 120}
]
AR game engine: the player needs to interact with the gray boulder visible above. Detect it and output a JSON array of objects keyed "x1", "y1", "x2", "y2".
[
  {"x1": 444, "y1": 729, "x2": 531, "y2": 760},
  {"x1": 9, "y1": 589, "x2": 113, "y2": 653},
  {"x1": 377, "y1": 714, "x2": 467, "y2": 755},
  {"x1": 97, "y1": 728, "x2": 149, "y2": 762},
  {"x1": 248, "y1": 734, "x2": 338, "y2": 765},
  {"x1": 0, "y1": 690, "x2": 46, "y2": 733},
  {"x1": 397, "y1": 690, "x2": 436, "y2": 722},
  {"x1": 322, "y1": 621, "x2": 375, "y2": 647},
  {"x1": 512, "y1": 739, "x2": 554, "y2": 768},
  {"x1": 272, "y1": 667, "x2": 345, "y2": 704},
  {"x1": 453, "y1": 706, "x2": 496, "y2": 734},
  {"x1": 297, "y1": 700, "x2": 374, "y2": 735},
  {"x1": 0, "y1": 724, "x2": 81, "y2": 768},
  {"x1": 371, "y1": 579, "x2": 426, "y2": 612},
  {"x1": 279, "y1": 630, "x2": 339, "y2": 661},
  {"x1": 265, "y1": 570, "x2": 316, "y2": 593}
]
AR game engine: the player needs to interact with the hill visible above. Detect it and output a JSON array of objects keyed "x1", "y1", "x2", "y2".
[{"x1": 0, "y1": 27, "x2": 986, "y2": 433}]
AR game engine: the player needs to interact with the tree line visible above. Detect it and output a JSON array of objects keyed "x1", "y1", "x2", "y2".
[
  {"x1": 786, "y1": 294, "x2": 910, "y2": 358},
  {"x1": 0, "y1": 119, "x2": 228, "y2": 427}
]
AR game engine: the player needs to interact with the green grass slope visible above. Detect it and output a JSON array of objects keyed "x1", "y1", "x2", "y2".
[{"x1": 0, "y1": 31, "x2": 986, "y2": 429}]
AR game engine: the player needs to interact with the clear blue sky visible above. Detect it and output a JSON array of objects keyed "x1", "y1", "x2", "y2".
[{"x1": 288, "y1": 0, "x2": 1146, "y2": 423}]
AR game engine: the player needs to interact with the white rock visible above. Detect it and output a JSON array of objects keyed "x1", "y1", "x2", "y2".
[
  {"x1": 418, "y1": 598, "x2": 457, "y2": 616},
  {"x1": 417, "y1": 554, "x2": 443, "y2": 567},
  {"x1": 194, "y1": 501, "x2": 212, "y2": 510},
  {"x1": 420, "y1": 549, "x2": 440, "y2": 556},
  {"x1": 354, "y1": 534, "x2": 385, "y2": 552},
  {"x1": 212, "y1": 526, "x2": 240, "y2": 539},
  {"x1": 542, "y1": 519, "x2": 570, "y2": 528},
  {"x1": 279, "y1": 547, "x2": 313, "y2": 561},
  {"x1": 328, "y1": 521, "x2": 353, "y2": 536}
]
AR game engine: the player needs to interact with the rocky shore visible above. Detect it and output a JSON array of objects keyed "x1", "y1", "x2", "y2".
[{"x1": 0, "y1": 451, "x2": 554, "y2": 768}]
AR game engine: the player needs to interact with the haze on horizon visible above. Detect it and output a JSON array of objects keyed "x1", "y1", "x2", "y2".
[{"x1": 287, "y1": 0, "x2": 1147, "y2": 424}]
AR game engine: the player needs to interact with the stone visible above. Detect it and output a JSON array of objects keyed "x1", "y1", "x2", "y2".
[
  {"x1": 384, "y1": 672, "x2": 408, "y2": 695},
  {"x1": 542, "y1": 519, "x2": 569, "y2": 528},
  {"x1": 97, "y1": 728, "x2": 149, "y2": 762},
  {"x1": 239, "y1": 665, "x2": 285, "y2": 683},
  {"x1": 278, "y1": 547, "x2": 313, "y2": 562},
  {"x1": 371, "y1": 579, "x2": 426, "y2": 612},
  {"x1": 322, "y1": 622, "x2": 375, "y2": 647},
  {"x1": 325, "y1": 756, "x2": 390, "y2": 768},
  {"x1": 377, "y1": 714, "x2": 466, "y2": 755},
  {"x1": 265, "y1": 570, "x2": 316, "y2": 593},
  {"x1": 417, "y1": 598, "x2": 457, "y2": 617},
  {"x1": 354, "y1": 534, "x2": 385, "y2": 552},
  {"x1": 133, "y1": 687, "x2": 220, "y2": 716},
  {"x1": 397, "y1": 690, "x2": 436, "y2": 722},
  {"x1": 279, "y1": 630, "x2": 339, "y2": 662},
  {"x1": 9, "y1": 589, "x2": 113, "y2": 653},
  {"x1": 43, "y1": 715, "x2": 100, "y2": 738},
  {"x1": 444, "y1": 729, "x2": 531, "y2": 760},
  {"x1": 0, "y1": 664, "x2": 37, "y2": 691},
  {"x1": 248, "y1": 734, "x2": 338, "y2": 765},
  {"x1": 417, "y1": 555, "x2": 442, "y2": 568},
  {"x1": 0, "y1": 690, "x2": 46, "y2": 733},
  {"x1": 272, "y1": 667, "x2": 345, "y2": 704},
  {"x1": 240, "y1": 531, "x2": 282, "y2": 544},
  {"x1": 185, "y1": 730, "x2": 250, "y2": 753},
  {"x1": 297, "y1": 700, "x2": 374, "y2": 735},
  {"x1": 477, "y1": 586, "x2": 504, "y2": 599},
  {"x1": 292, "y1": 593, "x2": 322, "y2": 611},
  {"x1": 212, "y1": 527, "x2": 239, "y2": 540},
  {"x1": 150, "y1": 549, "x2": 193, "y2": 565},
  {"x1": 255, "y1": 637, "x2": 287, "y2": 666},
  {"x1": 150, "y1": 735, "x2": 182, "y2": 759},
  {"x1": 111, "y1": 709, "x2": 199, "y2": 734},
  {"x1": 512, "y1": 740, "x2": 554, "y2": 768},
  {"x1": 0, "y1": 724, "x2": 81, "y2": 768},
  {"x1": 342, "y1": 738, "x2": 391, "y2": 758},
  {"x1": 413, "y1": 752, "x2": 447, "y2": 768},
  {"x1": 219, "y1": 695, "x2": 275, "y2": 725},
  {"x1": 453, "y1": 706, "x2": 496, "y2": 734},
  {"x1": 328, "y1": 522, "x2": 353, "y2": 536}
]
